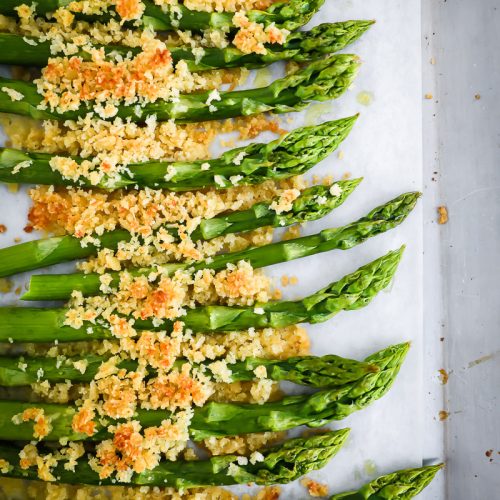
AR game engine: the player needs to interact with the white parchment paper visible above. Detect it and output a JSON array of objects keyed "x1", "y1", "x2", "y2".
[{"x1": 0, "y1": 0, "x2": 423, "y2": 497}]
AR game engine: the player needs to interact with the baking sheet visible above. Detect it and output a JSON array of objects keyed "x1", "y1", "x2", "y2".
[{"x1": 0, "y1": 0, "x2": 424, "y2": 497}]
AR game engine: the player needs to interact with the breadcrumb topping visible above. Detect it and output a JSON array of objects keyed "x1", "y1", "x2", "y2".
[{"x1": 0, "y1": 4, "x2": 317, "y2": 489}]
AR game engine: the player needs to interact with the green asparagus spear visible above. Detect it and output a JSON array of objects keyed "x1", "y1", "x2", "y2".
[
  {"x1": 0, "y1": 0, "x2": 324, "y2": 32},
  {"x1": 0, "y1": 116, "x2": 358, "y2": 189},
  {"x1": 0, "y1": 54, "x2": 360, "y2": 123},
  {"x1": 330, "y1": 463, "x2": 444, "y2": 499},
  {"x1": 0, "y1": 248, "x2": 404, "y2": 343},
  {"x1": 0, "y1": 350, "x2": 378, "y2": 387},
  {"x1": 0, "y1": 178, "x2": 360, "y2": 281},
  {"x1": 0, "y1": 22, "x2": 374, "y2": 70},
  {"x1": 0, "y1": 430, "x2": 348, "y2": 487},
  {"x1": 23, "y1": 192, "x2": 418, "y2": 301},
  {"x1": 0, "y1": 343, "x2": 408, "y2": 441}
]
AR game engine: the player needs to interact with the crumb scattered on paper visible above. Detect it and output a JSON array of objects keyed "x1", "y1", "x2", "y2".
[
  {"x1": 0, "y1": 224, "x2": 6, "y2": 233},
  {"x1": 438, "y1": 369, "x2": 449, "y2": 385},
  {"x1": 437, "y1": 206, "x2": 448, "y2": 224},
  {"x1": 430, "y1": 57, "x2": 436, "y2": 65},
  {"x1": 424, "y1": 93, "x2": 433, "y2": 99},
  {"x1": 474, "y1": 94, "x2": 481, "y2": 100},
  {"x1": 439, "y1": 410, "x2": 449, "y2": 421},
  {"x1": 301, "y1": 478, "x2": 329, "y2": 497}
]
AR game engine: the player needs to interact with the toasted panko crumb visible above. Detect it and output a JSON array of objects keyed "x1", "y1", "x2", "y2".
[
  {"x1": 300, "y1": 478, "x2": 329, "y2": 497},
  {"x1": 437, "y1": 205, "x2": 448, "y2": 224},
  {"x1": 17, "y1": 408, "x2": 52, "y2": 440}
]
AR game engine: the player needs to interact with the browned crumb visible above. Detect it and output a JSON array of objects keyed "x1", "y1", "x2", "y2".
[
  {"x1": 15, "y1": 287, "x2": 22, "y2": 296},
  {"x1": 439, "y1": 410, "x2": 449, "y2": 421},
  {"x1": 438, "y1": 369, "x2": 449, "y2": 385},
  {"x1": 474, "y1": 94, "x2": 481, "y2": 100},
  {"x1": 341, "y1": 172, "x2": 351, "y2": 180},
  {"x1": 301, "y1": 478, "x2": 329, "y2": 497},
  {"x1": 486, "y1": 449, "x2": 493, "y2": 458},
  {"x1": 437, "y1": 206, "x2": 448, "y2": 224},
  {"x1": 14, "y1": 237, "x2": 21, "y2": 243},
  {"x1": 24, "y1": 225, "x2": 34, "y2": 233},
  {"x1": 0, "y1": 224, "x2": 6, "y2": 233},
  {"x1": 424, "y1": 93, "x2": 433, "y2": 100},
  {"x1": 253, "y1": 486, "x2": 281, "y2": 500}
]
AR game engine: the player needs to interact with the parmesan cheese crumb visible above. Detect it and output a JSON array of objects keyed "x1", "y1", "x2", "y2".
[
  {"x1": 1, "y1": 86, "x2": 24, "y2": 102},
  {"x1": 329, "y1": 183, "x2": 343, "y2": 197}
]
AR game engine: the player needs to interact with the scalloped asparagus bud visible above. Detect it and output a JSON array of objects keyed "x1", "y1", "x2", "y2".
[
  {"x1": 330, "y1": 463, "x2": 444, "y2": 499},
  {"x1": 0, "y1": 54, "x2": 360, "y2": 123}
]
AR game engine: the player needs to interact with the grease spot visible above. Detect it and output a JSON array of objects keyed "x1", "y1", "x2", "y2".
[
  {"x1": 356, "y1": 91, "x2": 374, "y2": 106},
  {"x1": 304, "y1": 102, "x2": 333, "y2": 126},
  {"x1": 253, "y1": 68, "x2": 271, "y2": 88}
]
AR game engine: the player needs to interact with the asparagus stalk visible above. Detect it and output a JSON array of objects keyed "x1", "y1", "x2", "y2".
[
  {"x1": 330, "y1": 464, "x2": 444, "y2": 499},
  {"x1": 0, "y1": 349, "x2": 378, "y2": 387},
  {"x1": 0, "y1": 0, "x2": 324, "y2": 32},
  {"x1": 0, "y1": 54, "x2": 360, "y2": 123},
  {"x1": 0, "y1": 21, "x2": 374, "y2": 70},
  {"x1": 0, "y1": 343, "x2": 408, "y2": 441},
  {"x1": 0, "y1": 178, "x2": 360, "y2": 280},
  {"x1": 0, "y1": 115, "x2": 358, "y2": 189},
  {"x1": 0, "y1": 430, "x2": 348, "y2": 487},
  {"x1": 0, "y1": 248, "x2": 404, "y2": 343},
  {"x1": 23, "y1": 192, "x2": 418, "y2": 301}
]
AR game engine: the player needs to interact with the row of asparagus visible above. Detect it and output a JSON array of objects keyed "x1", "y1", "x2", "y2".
[{"x1": 0, "y1": 21, "x2": 374, "y2": 70}]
